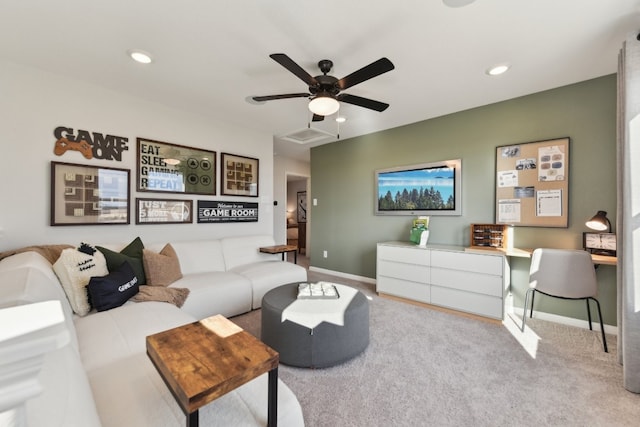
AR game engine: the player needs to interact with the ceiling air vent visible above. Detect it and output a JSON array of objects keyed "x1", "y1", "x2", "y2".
[{"x1": 279, "y1": 127, "x2": 336, "y2": 145}]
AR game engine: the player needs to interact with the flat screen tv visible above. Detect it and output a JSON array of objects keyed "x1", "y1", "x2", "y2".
[{"x1": 375, "y1": 158, "x2": 461, "y2": 216}]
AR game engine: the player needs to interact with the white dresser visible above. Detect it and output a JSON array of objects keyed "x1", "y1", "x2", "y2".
[{"x1": 376, "y1": 241, "x2": 510, "y2": 320}]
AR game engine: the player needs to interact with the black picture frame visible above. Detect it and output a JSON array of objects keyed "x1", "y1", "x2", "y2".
[
  {"x1": 137, "y1": 138, "x2": 216, "y2": 195},
  {"x1": 221, "y1": 153, "x2": 259, "y2": 197},
  {"x1": 51, "y1": 161, "x2": 130, "y2": 226},
  {"x1": 135, "y1": 198, "x2": 193, "y2": 224},
  {"x1": 297, "y1": 191, "x2": 307, "y2": 223}
]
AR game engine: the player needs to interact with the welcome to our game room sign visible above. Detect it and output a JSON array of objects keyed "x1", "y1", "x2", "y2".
[{"x1": 197, "y1": 200, "x2": 258, "y2": 223}]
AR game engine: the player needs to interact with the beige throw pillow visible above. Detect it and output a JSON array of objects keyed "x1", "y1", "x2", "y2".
[{"x1": 142, "y1": 244, "x2": 183, "y2": 287}]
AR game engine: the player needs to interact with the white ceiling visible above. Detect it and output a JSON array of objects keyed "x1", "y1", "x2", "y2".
[{"x1": 2, "y1": 0, "x2": 638, "y2": 162}]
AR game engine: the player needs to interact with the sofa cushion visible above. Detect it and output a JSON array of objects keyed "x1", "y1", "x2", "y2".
[
  {"x1": 169, "y1": 240, "x2": 226, "y2": 274},
  {"x1": 87, "y1": 261, "x2": 139, "y2": 312},
  {"x1": 97, "y1": 237, "x2": 146, "y2": 285},
  {"x1": 170, "y1": 271, "x2": 252, "y2": 319},
  {"x1": 221, "y1": 235, "x2": 279, "y2": 270},
  {"x1": 143, "y1": 244, "x2": 182, "y2": 286},
  {"x1": 0, "y1": 262, "x2": 79, "y2": 351},
  {"x1": 26, "y1": 343, "x2": 102, "y2": 427},
  {"x1": 52, "y1": 247, "x2": 109, "y2": 316},
  {"x1": 231, "y1": 261, "x2": 308, "y2": 309}
]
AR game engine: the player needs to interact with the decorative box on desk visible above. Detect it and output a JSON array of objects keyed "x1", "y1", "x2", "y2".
[{"x1": 469, "y1": 224, "x2": 511, "y2": 250}]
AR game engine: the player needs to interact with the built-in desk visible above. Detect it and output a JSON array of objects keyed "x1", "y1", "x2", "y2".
[{"x1": 464, "y1": 247, "x2": 617, "y2": 266}]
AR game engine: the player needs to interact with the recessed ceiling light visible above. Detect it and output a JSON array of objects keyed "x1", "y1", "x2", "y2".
[
  {"x1": 128, "y1": 49, "x2": 153, "y2": 64},
  {"x1": 486, "y1": 64, "x2": 510, "y2": 76},
  {"x1": 336, "y1": 117, "x2": 346, "y2": 123}
]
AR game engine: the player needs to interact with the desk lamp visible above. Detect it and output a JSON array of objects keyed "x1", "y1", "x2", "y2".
[
  {"x1": 583, "y1": 211, "x2": 616, "y2": 256},
  {"x1": 585, "y1": 210, "x2": 612, "y2": 232}
]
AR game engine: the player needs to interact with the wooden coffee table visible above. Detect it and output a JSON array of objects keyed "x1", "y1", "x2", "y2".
[
  {"x1": 260, "y1": 244, "x2": 298, "y2": 264},
  {"x1": 147, "y1": 315, "x2": 279, "y2": 427}
]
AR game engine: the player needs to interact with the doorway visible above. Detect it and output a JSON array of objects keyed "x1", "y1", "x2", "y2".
[{"x1": 286, "y1": 175, "x2": 308, "y2": 255}]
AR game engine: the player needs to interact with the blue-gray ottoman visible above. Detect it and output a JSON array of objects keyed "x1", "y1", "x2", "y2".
[{"x1": 261, "y1": 282, "x2": 369, "y2": 368}]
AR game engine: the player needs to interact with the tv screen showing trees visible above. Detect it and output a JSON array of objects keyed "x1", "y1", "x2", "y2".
[{"x1": 375, "y1": 159, "x2": 461, "y2": 216}]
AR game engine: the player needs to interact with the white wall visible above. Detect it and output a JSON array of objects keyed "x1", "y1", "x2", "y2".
[{"x1": 0, "y1": 61, "x2": 275, "y2": 251}]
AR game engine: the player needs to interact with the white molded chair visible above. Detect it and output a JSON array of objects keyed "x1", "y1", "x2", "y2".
[{"x1": 521, "y1": 248, "x2": 608, "y2": 352}]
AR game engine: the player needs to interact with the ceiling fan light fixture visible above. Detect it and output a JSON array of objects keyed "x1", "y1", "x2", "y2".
[{"x1": 309, "y1": 95, "x2": 340, "y2": 116}]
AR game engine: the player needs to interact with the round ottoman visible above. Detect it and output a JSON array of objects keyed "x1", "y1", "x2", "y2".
[{"x1": 261, "y1": 283, "x2": 369, "y2": 368}]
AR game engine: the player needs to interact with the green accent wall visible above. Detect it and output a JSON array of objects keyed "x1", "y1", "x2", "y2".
[{"x1": 310, "y1": 75, "x2": 617, "y2": 325}]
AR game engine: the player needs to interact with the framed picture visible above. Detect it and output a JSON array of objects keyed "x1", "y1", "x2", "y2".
[
  {"x1": 137, "y1": 138, "x2": 216, "y2": 195},
  {"x1": 297, "y1": 191, "x2": 307, "y2": 223},
  {"x1": 51, "y1": 161, "x2": 130, "y2": 226},
  {"x1": 221, "y1": 153, "x2": 259, "y2": 197},
  {"x1": 495, "y1": 137, "x2": 569, "y2": 227},
  {"x1": 136, "y1": 198, "x2": 193, "y2": 224}
]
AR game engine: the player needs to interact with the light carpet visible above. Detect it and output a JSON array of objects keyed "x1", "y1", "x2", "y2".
[{"x1": 232, "y1": 273, "x2": 640, "y2": 427}]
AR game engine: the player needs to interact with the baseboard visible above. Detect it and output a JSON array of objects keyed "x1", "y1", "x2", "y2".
[{"x1": 308, "y1": 266, "x2": 376, "y2": 285}]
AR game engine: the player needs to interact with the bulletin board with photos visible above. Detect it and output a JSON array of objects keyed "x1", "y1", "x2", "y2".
[{"x1": 495, "y1": 137, "x2": 569, "y2": 228}]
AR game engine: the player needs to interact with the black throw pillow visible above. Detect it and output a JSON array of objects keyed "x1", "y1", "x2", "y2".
[{"x1": 87, "y1": 261, "x2": 140, "y2": 312}]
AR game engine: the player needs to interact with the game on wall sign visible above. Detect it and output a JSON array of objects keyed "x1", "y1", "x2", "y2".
[
  {"x1": 53, "y1": 126, "x2": 129, "y2": 161},
  {"x1": 198, "y1": 201, "x2": 258, "y2": 223}
]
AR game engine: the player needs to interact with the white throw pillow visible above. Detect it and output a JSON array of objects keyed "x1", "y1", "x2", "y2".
[{"x1": 53, "y1": 247, "x2": 108, "y2": 316}]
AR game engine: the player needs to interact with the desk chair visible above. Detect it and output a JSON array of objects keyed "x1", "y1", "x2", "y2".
[{"x1": 521, "y1": 248, "x2": 608, "y2": 352}]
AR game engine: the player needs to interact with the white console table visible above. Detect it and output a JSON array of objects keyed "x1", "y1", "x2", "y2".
[{"x1": 376, "y1": 242, "x2": 510, "y2": 320}]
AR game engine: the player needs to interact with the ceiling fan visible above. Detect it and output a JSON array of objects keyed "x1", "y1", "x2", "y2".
[{"x1": 252, "y1": 53, "x2": 394, "y2": 121}]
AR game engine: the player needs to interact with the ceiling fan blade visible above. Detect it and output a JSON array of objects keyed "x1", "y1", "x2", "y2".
[
  {"x1": 336, "y1": 58, "x2": 395, "y2": 91},
  {"x1": 337, "y1": 93, "x2": 389, "y2": 112},
  {"x1": 269, "y1": 53, "x2": 318, "y2": 87},
  {"x1": 312, "y1": 114, "x2": 325, "y2": 122},
  {"x1": 252, "y1": 93, "x2": 310, "y2": 102}
]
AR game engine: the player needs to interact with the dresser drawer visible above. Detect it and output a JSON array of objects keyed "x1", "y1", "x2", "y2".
[
  {"x1": 376, "y1": 276, "x2": 430, "y2": 303},
  {"x1": 431, "y1": 250, "x2": 503, "y2": 275},
  {"x1": 377, "y1": 244, "x2": 430, "y2": 266},
  {"x1": 430, "y1": 286, "x2": 503, "y2": 319},
  {"x1": 378, "y1": 259, "x2": 429, "y2": 283},
  {"x1": 430, "y1": 268, "x2": 504, "y2": 297}
]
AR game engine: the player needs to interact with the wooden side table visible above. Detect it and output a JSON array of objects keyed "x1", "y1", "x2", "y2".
[
  {"x1": 147, "y1": 315, "x2": 279, "y2": 427},
  {"x1": 259, "y1": 244, "x2": 298, "y2": 264}
]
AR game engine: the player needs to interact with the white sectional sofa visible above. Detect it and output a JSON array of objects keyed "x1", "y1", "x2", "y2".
[{"x1": 0, "y1": 234, "x2": 307, "y2": 427}]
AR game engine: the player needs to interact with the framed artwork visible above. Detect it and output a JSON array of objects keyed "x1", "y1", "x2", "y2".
[
  {"x1": 495, "y1": 137, "x2": 570, "y2": 227},
  {"x1": 297, "y1": 191, "x2": 307, "y2": 223},
  {"x1": 221, "y1": 153, "x2": 259, "y2": 197},
  {"x1": 136, "y1": 138, "x2": 216, "y2": 195},
  {"x1": 51, "y1": 161, "x2": 130, "y2": 226},
  {"x1": 135, "y1": 198, "x2": 193, "y2": 224}
]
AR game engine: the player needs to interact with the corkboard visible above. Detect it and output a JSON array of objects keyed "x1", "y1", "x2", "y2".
[{"x1": 495, "y1": 137, "x2": 569, "y2": 228}]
